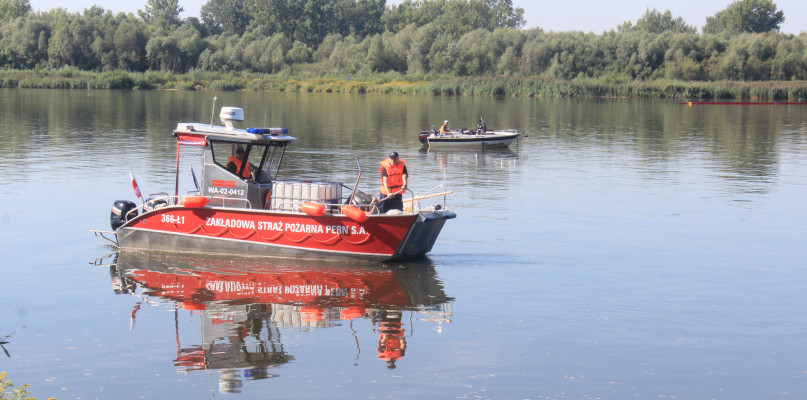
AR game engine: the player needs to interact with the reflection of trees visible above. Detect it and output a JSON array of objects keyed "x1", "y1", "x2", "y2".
[
  {"x1": 3, "y1": 91, "x2": 798, "y2": 198},
  {"x1": 538, "y1": 100, "x2": 788, "y2": 194},
  {"x1": 699, "y1": 106, "x2": 780, "y2": 179}
]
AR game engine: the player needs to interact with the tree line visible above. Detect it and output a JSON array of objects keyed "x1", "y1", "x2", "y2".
[{"x1": 0, "y1": 0, "x2": 805, "y2": 84}]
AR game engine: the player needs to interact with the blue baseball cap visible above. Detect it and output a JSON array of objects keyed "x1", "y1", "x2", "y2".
[{"x1": 389, "y1": 151, "x2": 399, "y2": 158}]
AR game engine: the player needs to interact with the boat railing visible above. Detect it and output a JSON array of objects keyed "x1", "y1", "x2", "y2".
[
  {"x1": 270, "y1": 199, "x2": 335, "y2": 213},
  {"x1": 206, "y1": 196, "x2": 252, "y2": 209},
  {"x1": 131, "y1": 193, "x2": 255, "y2": 211},
  {"x1": 134, "y1": 194, "x2": 180, "y2": 216},
  {"x1": 127, "y1": 189, "x2": 446, "y2": 217},
  {"x1": 401, "y1": 189, "x2": 415, "y2": 213},
  {"x1": 407, "y1": 185, "x2": 452, "y2": 212}
]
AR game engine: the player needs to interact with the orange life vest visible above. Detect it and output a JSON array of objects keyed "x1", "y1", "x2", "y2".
[
  {"x1": 227, "y1": 156, "x2": 251, "y2": 178},
  {"x1": 379, "y1": 158, "x2": 406, "y2": 195},
  {"x1": 378, "y1": 322, "x2": 405, "y2": 361}
]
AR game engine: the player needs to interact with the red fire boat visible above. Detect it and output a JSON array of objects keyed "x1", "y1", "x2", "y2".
[{"x1": 93, "y1": 105, "x2": 455, "y2": 261}]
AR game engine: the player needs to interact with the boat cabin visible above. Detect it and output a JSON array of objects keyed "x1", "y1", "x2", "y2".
[{"x1": 173, "y1": 107, "x2": 296, "y2": 210}]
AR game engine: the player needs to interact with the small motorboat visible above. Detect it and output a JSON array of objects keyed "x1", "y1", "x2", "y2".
[
  {"x1": 418, "y1": 116, "x2": 523, "y2": 148},
  {"x1": 93, "y1": 104, "x2": 455, "y2": 262}
]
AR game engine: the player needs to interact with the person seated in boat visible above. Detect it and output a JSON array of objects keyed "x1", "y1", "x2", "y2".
[
  {"x1": 439, "y1": 120, "x2": 450, "y2": 134},
  {"x1": 379, "y1": 151, "x2": 408, "y2": 213},
  {"x1": 226, "y1": 147, "x2": 251, "y2": 179}
]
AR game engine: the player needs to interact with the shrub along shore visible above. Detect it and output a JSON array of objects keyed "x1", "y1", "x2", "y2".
[{"x1": 2, "y1": 68, "x2": 806, "y2": 100}]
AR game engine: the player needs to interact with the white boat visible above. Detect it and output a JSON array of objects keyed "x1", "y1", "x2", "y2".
[{"x1": 418, "y1": 117, "x2": 523, "y2": 148}]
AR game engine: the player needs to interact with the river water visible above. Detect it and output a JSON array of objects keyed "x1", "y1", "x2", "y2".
[{"x1": 0, "y1": 89, "x2": 805, "y2": 399}]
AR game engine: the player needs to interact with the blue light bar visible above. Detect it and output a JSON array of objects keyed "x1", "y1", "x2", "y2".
[{"x1": 247, "y1": 127, "x2": 288, "y2": 135}]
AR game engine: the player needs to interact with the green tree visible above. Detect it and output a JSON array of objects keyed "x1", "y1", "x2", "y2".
[
  {"x1": 771, "y1": 35, "x2": 807, "y2": 80},
  {"x1": 0, "y1": 0, "x2": 30, "y2": 23},
  {"x1": 286, "y1": 39, "x2": 312, "y2": 64},
  {"x1": 200, "y1": 0, "x2": 248, "y2": 35},
  {"x1": 248, "y1": 0, "x2": 306, "y2": 43},
  {"x1": 703, "y1": 0, "x2": 784, "y2": 34},
  {"x1": 0, "y1": 15, "x2": 48, "y2": 68},
  {"x1": 240, "y1": 32, "x2": 289, "y2": 72},
  {"x1": 326, "y1": 34, "x2": 367, "y2": 74},
  {"x1": 366, "y1": 34, "x2": 386, "y2": 71},
  {"x1": 621, "y1": 8, "x2": 695, "y2": 34},
  {"x1": 521, "y1": 30, "x2": 553, "y2": 75},
  {"x1": 382, "y1": 0, "x2": 444, "y2": 33},
  {"x1": 113, "y1": 18, "x2": 149, "y2": 70},
  {"x1": 383, "y1": 0, "x2": 524, "y2": 36},
  {"x1": 145, "y1": 24, "x2": 204, "y2": 71},
  {"x1": 487, "y1": 0, "x2": 525, "y2": 29},
  {"x1": 139, "y1": 0, "x2": 184, "y2": 29},
  {"x1": 426, "y1": 33, "x2": 458, "y2": 73},
  {"x1": 329, "y1": 0, "x2": 385, "y2": 38},
  {"x1": 406, "y1": 23, "x2": 440, "y2": 73}
]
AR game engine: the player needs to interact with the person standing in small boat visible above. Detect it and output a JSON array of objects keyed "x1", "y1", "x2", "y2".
[
  {"x1": 379, "y1": 151, "x2": 408, "y2": 213},
  {"x1": 439, "y1": 120, "x2": 450, "y2": 134},
  {"x1": 476, "y1": 116, "x2": 486, "y2": 133}
]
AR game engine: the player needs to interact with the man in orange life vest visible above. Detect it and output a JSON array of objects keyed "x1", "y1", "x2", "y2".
[
  {"x1": 379, "y1": 151, "x2": 408, "y2": 213},
  {"x1": 227, "y1": 147, "x2": 251, "y2": 179}
]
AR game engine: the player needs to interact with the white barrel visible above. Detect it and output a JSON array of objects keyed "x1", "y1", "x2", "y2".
[{"x1": 292, "y1": 182, "x2": 302, "y2": 199}]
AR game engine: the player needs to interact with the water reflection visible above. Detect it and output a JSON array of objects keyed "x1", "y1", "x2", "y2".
[
  {"x1": 419, "y1": 147, "x2": 519, "y2": 181},
  {"x1": 419, "y1": 147, "x2": 518, "y2": 168},
  {"x1": 102, "y1": 252, "x2": 452, "y2": 391}
]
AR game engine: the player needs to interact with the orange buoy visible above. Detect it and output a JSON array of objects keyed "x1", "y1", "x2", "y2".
[
  {"x1": 340, "y1": 306, "x2": 366, "y2": 320},
  {"x1": 182, "y1": 301, "x2": 207, "y2": 311},
  {"x1": 181, "y1": 196, "x2": 210, "y2": 208},
  {"x1": 301, "y1": 202, "x2": 325, "y2": 216},
  {"x1": 342, "y1": 205, "x2": 368, "y2": 222}
]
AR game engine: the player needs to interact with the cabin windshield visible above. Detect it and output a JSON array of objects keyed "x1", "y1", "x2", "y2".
[{"x1": 210, "y1": 140, "x2": 287, "y2": 183}]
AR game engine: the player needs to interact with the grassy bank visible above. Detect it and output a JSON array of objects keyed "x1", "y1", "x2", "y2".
[{"x1": 2, "y1": 68, "x2": 806, "y2": 101}]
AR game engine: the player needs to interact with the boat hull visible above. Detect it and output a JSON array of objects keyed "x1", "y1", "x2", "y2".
[
  {"x1": 418, "y1": 131, "x2": 520, "y2": 148},
  {"x1": 114, "y1": 205, "x2": 455, "y2": 261}
]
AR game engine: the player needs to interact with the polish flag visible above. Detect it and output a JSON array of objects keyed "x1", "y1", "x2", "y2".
[{"x1": 129, "y1": 170, "x2": 142, "y2": 198}]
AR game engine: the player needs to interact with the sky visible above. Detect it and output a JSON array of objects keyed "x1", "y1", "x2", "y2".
[{"x1": 28, "y1": 0, "x2": 807, "y2": 34}]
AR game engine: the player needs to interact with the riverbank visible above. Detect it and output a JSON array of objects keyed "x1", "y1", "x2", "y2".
[{"x1": 2, "y1": 68, "x2": 806, "y2": 100}]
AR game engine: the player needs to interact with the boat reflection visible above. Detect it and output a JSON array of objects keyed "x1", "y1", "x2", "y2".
[
  {"x1": 419, "y1": 147, "x2": 519, "y2": 170},
  {"x1": 104, "y1": 252, "x2": 452, "y2": 392}
]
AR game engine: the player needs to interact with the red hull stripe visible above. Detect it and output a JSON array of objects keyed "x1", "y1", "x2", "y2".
[{"x1": 127, "y1": 207, "x2": 416, "y2": 256}]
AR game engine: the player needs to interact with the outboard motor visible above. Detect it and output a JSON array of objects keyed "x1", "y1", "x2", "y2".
[{"x1": 110, "y1": 200, "x2": 138, "y2": 230}]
